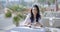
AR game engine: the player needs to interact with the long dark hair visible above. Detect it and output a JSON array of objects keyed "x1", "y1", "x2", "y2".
[{"x1": 30, "y1": 5, "x2": 41, "y2": 23}]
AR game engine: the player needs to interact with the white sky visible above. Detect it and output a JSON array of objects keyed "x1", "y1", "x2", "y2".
[
  {"x1": 9, "y1": 0, "x2": 19, "y2": 1},
  {"x1": 0, "y1": 0, "x2": 35, "y2": 2},
  {"x1": 0, "y1": 0, "x2": 19, "y2": 1},
  {"x1": 24, "y1": 0, "x2": 35, "y2": 2}
]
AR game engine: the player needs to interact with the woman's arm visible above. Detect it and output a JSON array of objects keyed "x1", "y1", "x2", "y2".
[
  {"x1": 38, "y1": 18, "x2": 43, "y2": 27},
  {"x1": 24, "y1": 14, "x2": 31, "y2": 25}
]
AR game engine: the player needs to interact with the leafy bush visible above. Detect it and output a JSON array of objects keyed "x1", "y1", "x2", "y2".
[
  {"x1": 13, "y1": 16, "x2": 20, "y2": 27},
  {"x1": 5, "y1": 10, "x2": 12, "y2": 17},
  {"x1": 8, "y1": 4, "x2": 27, "y2": 12},
  {"x1": 18, "y1": 13, "x2": 26, "y2": 19},
  {"x1": 13, "y1": 13, "x2": 26, "y2": 27}
]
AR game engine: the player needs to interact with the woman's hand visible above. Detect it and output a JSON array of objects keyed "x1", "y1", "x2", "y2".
[
  {"x1": 24, "y1": 22, "x2": 31, "y2": 27},
  {"x1": 34, "y1": 22, "x2": 43, "y2": 27}
]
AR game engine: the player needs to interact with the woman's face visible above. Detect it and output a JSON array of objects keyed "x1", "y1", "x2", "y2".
[{"x1": 32, "y1": 7, "x2": 37, "y2": 15}]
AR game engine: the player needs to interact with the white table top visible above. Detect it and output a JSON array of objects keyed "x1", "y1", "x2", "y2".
[
  {"x1": 6, "y1": 27, "x2": 46, "y2": 32},
  {"x1": 6, "y1": 27, "x2": 60, "y2": 32}
]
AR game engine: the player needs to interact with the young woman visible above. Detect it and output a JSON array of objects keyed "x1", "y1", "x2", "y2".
[{"x1": 24, "y1": 5, "x2": 43, "y2": 27}]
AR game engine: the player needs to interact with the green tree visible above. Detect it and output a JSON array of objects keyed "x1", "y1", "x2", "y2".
[
  {"x1": 38, "y1": 0, "x2": 55, "y2": 4},
  {"x1": 38, "y1": 0, "x2": 46, "y2": 3},
  {"x1": 49, "y1": 0, "x2": 55, "y2": 4}
]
